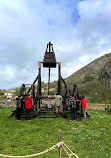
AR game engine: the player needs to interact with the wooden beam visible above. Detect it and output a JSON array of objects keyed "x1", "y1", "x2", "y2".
[{"x1": 48, "y1": 67, "x2": 50, "y2": 95}]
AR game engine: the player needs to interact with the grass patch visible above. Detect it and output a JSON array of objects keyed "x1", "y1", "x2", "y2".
[{"x1": 0, "y1": 107, "x2": 111, "y2": 158}]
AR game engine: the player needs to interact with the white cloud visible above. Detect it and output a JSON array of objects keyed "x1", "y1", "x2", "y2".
[
  {"x1": 77, "y1": 0, "x2": 111, "y2": 46},
  {"x1": 79, "y1": 55, "x2": 90, "y2": 63},
  {"x1": 0, "y1": 0, "x2": 111, "y2": 89}
]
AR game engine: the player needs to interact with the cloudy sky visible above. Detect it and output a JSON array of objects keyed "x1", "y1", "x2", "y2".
[{"x1": 0, "y1": 0, "x2": 111, "y2": 90}]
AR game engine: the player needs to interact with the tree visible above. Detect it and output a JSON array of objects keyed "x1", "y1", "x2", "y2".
[{"x1": 14, "y1": 88, "x2": 20, "y2": 96}]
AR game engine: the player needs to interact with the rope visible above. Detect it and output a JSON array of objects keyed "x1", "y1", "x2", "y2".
[
  {"x1": 62, "y1": 144, "x2": 79, "y2": 158},
  {"x1": 0, "y1": 142, "x2": 79, "y2": 158},
  {"x1": 0, "y1": 142, "x2": 64, "y2": 158},
  {"x1": 64, "y1": 143, "x2": 74, "y2": 153},
  {"x1": 62, "y1": 145, "x2": 70, "y2": 157}
]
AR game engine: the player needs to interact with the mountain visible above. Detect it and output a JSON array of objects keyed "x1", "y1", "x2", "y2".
[
  {"x1": 65, "y1": 52, "x2": 111, "y2": 85},
  {"x1": 8, "y1": 52, "x2": 111, "y2": 97}
]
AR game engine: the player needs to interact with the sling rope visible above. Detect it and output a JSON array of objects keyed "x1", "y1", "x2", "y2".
[{"x1": 0, "y1": 142, "x2": 79, "y2": 158}]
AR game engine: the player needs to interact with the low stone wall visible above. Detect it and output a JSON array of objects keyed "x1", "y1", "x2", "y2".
[
  {"x1": 87, "y1": 103, "x2": 106, "y2": 111},
  {"x1": 0, "y1": 99, "x2": 56, "y2": 107},
  {"x1": 0, "y1": 100, "x2": 16, "y2": 107},
  {"x1": 0, "y1": 101, "x2": 106, "y2": 111},
  {"x1": 0, "y1": 100, "x2": 56, "y2": 108}
]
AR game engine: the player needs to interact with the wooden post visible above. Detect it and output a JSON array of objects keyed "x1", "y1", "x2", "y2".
[
  {"x1": 48, "y1": 67, "x2": 50, "y2": 95},
  {"x1": 38, "y1": 61, "x2": 41, "y2": 108},
  {"x1": 58, "y1": 62, "x2": 62, "y2": 95},
  {"x1": 62, "y1": 98, "x2": 67, "y2": 118},
  {"x1": 58, "y1": 130, "x2": 62, "y2": 158},
  {"x1": 38, "y1": 61, "x2": 41, "y2": 96}
]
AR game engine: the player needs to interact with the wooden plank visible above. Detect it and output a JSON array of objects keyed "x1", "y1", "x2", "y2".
[{"x1": 38, "y1": 116, "x2": 57, "y2": 118}]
